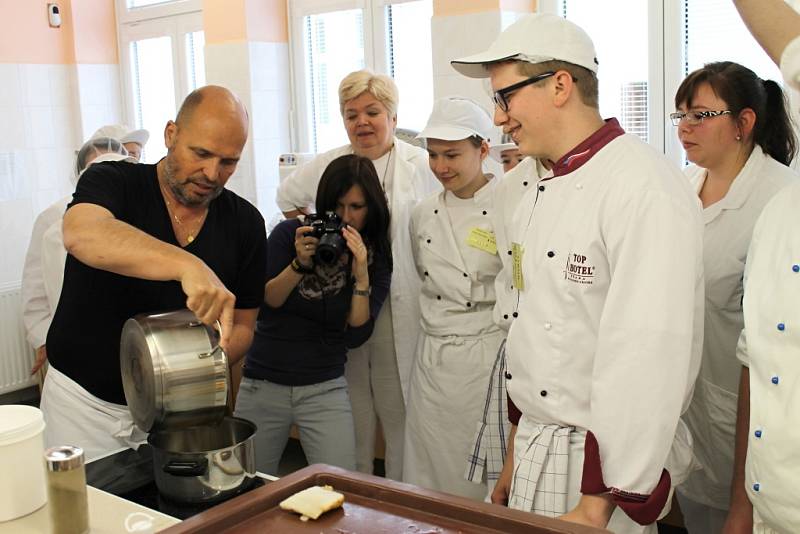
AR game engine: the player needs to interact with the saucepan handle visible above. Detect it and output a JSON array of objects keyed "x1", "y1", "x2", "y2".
[
  {"x1": 194, "y1": 320, "x2": 224, "y2": 359},
  {"x1": 163, "y1": 458, "x2": 209, "y2": 477}
]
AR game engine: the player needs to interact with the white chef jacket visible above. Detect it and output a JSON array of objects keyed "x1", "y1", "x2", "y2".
[
  {"x1": 492, "y1": 157, "x2": 550, "y2": 331},
  {"x1": 21, "y1": 196, "x2": 70, "y2": 349},
  {"x1": 679, "y1": 147, "x2": 795, "y2": 510},
  {"x1": 411, "y1": 181, "x2": 502, "y2": 336},
  {"x1": 505, "y1": 132, "x2": 704, "y2": 499},
  {"x1": 276, "y1": 138, "x2": 439, "y2": 401},
  {"x1": 737, "y1": 181, "x2": 800, "y2": 533},
  {"x1": 404, "y1": 180, "x2": 504, "y2": 498}
]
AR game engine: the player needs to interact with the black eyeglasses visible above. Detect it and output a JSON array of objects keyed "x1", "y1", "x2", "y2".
[
  {"x1": 669, "y1": 110, "x2": 732, "y2": 126},
  {"x1": 492, "y1": 71, "x2": 557, "y2": 112}
]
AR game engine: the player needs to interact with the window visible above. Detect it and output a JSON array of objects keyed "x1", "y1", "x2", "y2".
[
  {"x1": 291, "y1": 0, "x2": 434, "y2": 154},
  {"x1": 116, "y1": 1, "x2": 205, "y2": 162},
  {"x1": 541, "y1": 0, "x2": 784, "y2": 165},
  {"x1": 386, "y1": 1, "x2": 434, "y2": 133},
  {"x1": 302, "y1": 8, "x2": 366, "y2": 154},
  {"x1": 684, "y1": 0, "x2": 780, "y2": 81},
  {"x1": 560, "y1": 0, "x2": 650, "y2": 143}
]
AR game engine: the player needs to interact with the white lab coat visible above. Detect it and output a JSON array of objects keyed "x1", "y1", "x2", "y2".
[
  {"x1": 678, "y1": 147, "x2": 795, "y2": 511},
  {"x1": 505, "y1": 133, "x2": 704, "y2": 501},
  {"x1": 276, "y1": 138, "x2": 439, "y2": 400},
  {"x1": 21, "y1": 196, "x2": 70, "y2": 349},
  {"x1": 404, "y1": 181, "x2": 504, "y2": 499},
  {"x1": 737, "y1": 181, "x2": 800, "y2": 533}
]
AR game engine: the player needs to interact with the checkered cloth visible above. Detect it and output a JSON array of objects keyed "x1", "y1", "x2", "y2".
[
  {"x1": 465, "y1": 339, "x2": 510, "y2": 484},
  {"x1": 508, "y1": 421, "x2": 572, "y2": 517}
]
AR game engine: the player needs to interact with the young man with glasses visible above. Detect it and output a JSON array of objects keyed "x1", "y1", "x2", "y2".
[{"x1": 451, "y1": 13, "x2": 704, "y2": 533}]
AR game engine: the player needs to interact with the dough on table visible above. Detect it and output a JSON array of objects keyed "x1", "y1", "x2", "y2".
[{"x1": 280, "y1": 485, "x2": 345, "y2": 520}]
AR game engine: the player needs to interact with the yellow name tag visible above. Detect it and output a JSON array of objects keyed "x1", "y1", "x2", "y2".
[
  {"x1": 466, "y1": 227, "x2": 497, "y2": 255},
  {"x1": 512, "y1": 242, "x2": 525, "y2": 291}
]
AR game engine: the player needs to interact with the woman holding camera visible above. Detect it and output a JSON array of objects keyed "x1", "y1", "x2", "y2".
[
  {"x1": 277, "y1": 70, "x2": 438, "y2": 479},
  {"x1": 235, "y1": 154, "x2": 392, "y2": 475}
]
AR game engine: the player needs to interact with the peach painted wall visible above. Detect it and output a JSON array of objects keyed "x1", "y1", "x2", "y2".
[
  {"x1": 204, "y1": 0, "x2": 287, "y2": 44},
  {"x1": 246, "y1": 0, "x2": 287, "y2": 43},
  {"x1": 0, "y1": 0, "x2": 118, "y2": 64},
  {"x1": 500, "y1": 0, "x2": 535, "y2": 12},
  {"x1": 433, "y1": 0, "x2": 535, "y2": 16},
  {"x1": 0, "y1": 0, "x2": 76, "y2": 63},
  {"x1": 204, "y1": 0, "x2": 247, "y2": 43},
  {"x1": 71, "y1": 0, "x2": 118, "y2": 63}
]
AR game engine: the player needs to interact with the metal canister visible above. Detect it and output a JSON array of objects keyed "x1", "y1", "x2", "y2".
[{"x1": 45, "y1": 446, "x2": 89, "y2": 534}]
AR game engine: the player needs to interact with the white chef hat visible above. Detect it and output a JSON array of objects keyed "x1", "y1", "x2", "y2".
[
  {"x1": 417, "y1": 96, "x2": 494, "y2": 143},
  {"x1": 488, "y1": 132, "x2": 518, "y2": 162},
  {"x1": 451, "y1": 13, "x2": 598, "y2": 79}
]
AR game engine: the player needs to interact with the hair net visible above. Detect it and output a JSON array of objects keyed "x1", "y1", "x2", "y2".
[{"x1": 75, "y1": 137, "x2": 128, "y2": 176}]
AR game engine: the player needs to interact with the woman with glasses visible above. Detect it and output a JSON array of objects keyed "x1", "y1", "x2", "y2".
[
  {"x1": 402, "y1": 97, "x2": 503, "y2": 500},
  {"x1": 671, "y1": 61, "x2": 797, "y2": 534},
  {"x1": 276, "y1": 70, "x2": 438, "y2": 480}
]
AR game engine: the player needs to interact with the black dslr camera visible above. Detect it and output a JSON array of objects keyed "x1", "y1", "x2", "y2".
[{"x1": 304, "y1": 211, "x2": 347, "y2": 265}]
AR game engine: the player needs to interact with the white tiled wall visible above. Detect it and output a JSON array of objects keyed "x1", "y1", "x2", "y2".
[
  {"x1": 0, "y1": 62, "x2": 121, "y2": 288},
  {"x1": 75, "y1": 64, "x2": 123, "y2": 140},
  {"x1": 205, "y1": 40, "x2": 292, "y2": 227}
]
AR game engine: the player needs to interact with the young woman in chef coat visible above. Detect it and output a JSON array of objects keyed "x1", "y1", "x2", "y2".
[
  {"x1": 402, "y1": 97, "x2": 504, "y2": 500},
  {"x1": 670, "y1": 61, "x2": 797, "y2": 534}
]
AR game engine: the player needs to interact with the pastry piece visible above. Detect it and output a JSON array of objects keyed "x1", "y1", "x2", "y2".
[{"x1": 280, "y1": 485, "x2": 345, "y2": 520}]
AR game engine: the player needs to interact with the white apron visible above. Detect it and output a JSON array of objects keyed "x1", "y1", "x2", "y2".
[{"x1": 40, "y1": 366, "x2": 147, "y2": 462}]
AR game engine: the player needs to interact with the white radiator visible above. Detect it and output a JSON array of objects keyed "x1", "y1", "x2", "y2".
[{"x1": 0, "y1": 283, "x2": 36, "y2": 395}]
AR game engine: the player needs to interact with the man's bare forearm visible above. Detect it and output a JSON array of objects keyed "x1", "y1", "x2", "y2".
[{"x1": 64, "y1": 204, "x2": 199, "y2": 282}]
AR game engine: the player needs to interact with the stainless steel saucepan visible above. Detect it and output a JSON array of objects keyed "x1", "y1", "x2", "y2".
[
  {"x1": 148, "y1": 416, "x2": 256, "y2": 503},
  {"x1": 120, "y1": 309, "x2": 229, "y2": 433}
]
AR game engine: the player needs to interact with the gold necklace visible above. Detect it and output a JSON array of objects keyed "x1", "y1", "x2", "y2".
[{"x1": 159, "y1": 181, "x2": 207, "y2": 243}]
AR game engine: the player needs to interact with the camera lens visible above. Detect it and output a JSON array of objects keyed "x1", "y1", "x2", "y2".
[{"x1": 317, "y1": 233, "x2": 345, "y2": 265}]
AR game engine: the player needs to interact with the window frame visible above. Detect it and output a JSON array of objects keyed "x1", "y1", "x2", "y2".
[
  {"x1": 116, "y1": 2, "x2": 203, "y2": 154},
  {"x1": 288, "y1": 0, "x2": 431, "y2": 154},
  {"x1": 115, "y1": 0, "x2": 202, "y2": 25}
]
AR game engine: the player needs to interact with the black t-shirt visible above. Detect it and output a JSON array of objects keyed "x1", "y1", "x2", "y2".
[
  {"x1": 46, "y1": 161, "x2": 267, "y2": 404},
  {"x1": 243, "y1": 218, "x2": 391, "y2": 386}
]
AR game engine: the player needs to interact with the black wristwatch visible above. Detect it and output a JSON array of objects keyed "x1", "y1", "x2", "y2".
[{"x1": 290, "y1": 258, "x2": 314, "y2": 274}]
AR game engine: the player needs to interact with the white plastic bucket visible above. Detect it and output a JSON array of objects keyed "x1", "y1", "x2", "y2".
[{"x1": 0, "y1": 405, "x2": 47, "y2": 521}]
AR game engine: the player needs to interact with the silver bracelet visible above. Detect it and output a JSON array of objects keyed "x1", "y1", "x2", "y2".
[{"x1": 352, "y1": 286, "x2": 371, "y2": 297}]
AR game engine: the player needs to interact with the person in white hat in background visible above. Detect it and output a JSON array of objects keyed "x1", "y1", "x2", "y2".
[
  {"x1": 22, "y1": 137, "x2": 136, "y2": 377},
  {"x1": 451, "y1": 13, "x2": 704, "y2": 532},
  {"x1": 90, "y1": 124, "x2": 150, "y2": 162},
  {"x1": 489, "y1": 133, "x2": 525, "y2": 173},
  {"x1": 403, "y1": 96, "x2": 504, "y2": 500}
]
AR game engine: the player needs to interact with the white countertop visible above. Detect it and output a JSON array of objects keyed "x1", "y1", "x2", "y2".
[
  {"x1": 0, "y1": 471, "x2": 278, "y2": 533},
  {"x1": 0, "y1": 485, "x2": 180, "y2": 533}
]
